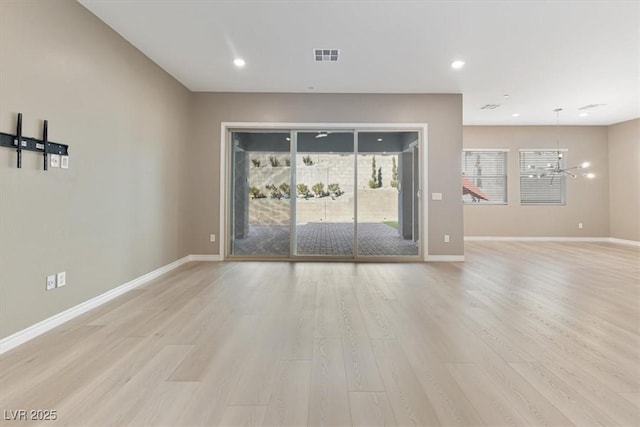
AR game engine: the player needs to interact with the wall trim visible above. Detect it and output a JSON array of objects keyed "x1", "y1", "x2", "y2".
[
  {"x1": 189, "y1": 254, "x2": 223, "y2": 261},
  {"x1": 464, "y1": 236, "x2": 639, "y2": 246},
  {"x1": 0, "y1": 254, "x2": 224, "y2": 355},
  {"x1": 608, "y1": 238, "x2": 640, "y2": 247},
  {"x1": 464, "y1": 236, "x2": 610, "y2": 242},
  {"x1": 425, "y1": 255, "x2": 465, "y2": 262}
]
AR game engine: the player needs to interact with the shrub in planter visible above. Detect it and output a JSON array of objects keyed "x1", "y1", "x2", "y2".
[
  {"x1": 279, "y1": 183, "x2": 291, "y2": 198},
  {"x1": 296, "y1": 183, "x2": 310, "y2": 198},
  {"x1": 327, "y1": 183, "x2": 342, "y2": 197},
  {"x1": 268, "y1": 156, "x2": 280, "y2": 167},
  {"x1": 249, "y1": 186, "x2": 265, "y2": 199},
  {"x1": 265, "y1": 184, "x2": 283, "y2": 199},
  {"x1": 312, "y1": 182, "x2": 325, "y2": 197},
  {"x1": 251, "y1": 158, "x2": 261, "y2": 168},
  {"x1": 303, "y1": 155, "x2": 314, "y2": 166}
]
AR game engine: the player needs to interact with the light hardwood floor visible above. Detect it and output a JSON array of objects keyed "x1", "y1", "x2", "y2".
[{"x1": 1, "y1": 242, "x2": 638, "y2": 426}]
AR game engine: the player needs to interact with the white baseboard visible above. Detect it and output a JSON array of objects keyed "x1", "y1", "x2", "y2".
[
  {"x1": 464, "y1": 236, "x2": 610, "y2": 242},
  {"x1": 189, "y1": 254, "x2": 223, "y2": 261},
  {"x1": 608, "y1": 238, "x2": 640, "y2": 247},
  {"x1": 464, "y1": 236, "x2": 639, "y2": 246},
  {"x1": 425, "y1": 255, "x2": 465, "y2": 262},
  {"x1": 0, "y1": 253, "x2": 223, "y2": 355}
]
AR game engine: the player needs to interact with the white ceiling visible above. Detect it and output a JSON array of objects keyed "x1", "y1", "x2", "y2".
[{"x1": 79, "y1": 0, "x2": 639, "y2": 125}]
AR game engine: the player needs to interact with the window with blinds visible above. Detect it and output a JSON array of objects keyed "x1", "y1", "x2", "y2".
[
  {"x1": 461, "y1": 150, "x2": 507, "y2": 204},
  {"x1": 519, "y1": 150, "x2": 566, "y2": 204}
]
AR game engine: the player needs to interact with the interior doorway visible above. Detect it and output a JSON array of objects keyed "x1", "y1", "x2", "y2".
[{"x1": 224, "y1": 124, "x2": 425, "y2": 261}]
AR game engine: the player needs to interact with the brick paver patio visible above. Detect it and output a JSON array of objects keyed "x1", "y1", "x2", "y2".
[{"x1": 233, "y1": 222, "x2": 419, "y2": 257}]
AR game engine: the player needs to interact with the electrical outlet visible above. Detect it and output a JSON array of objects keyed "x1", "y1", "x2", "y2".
[
  {"x1": 444, "y1": 234, "x2": 450, "y2": 243},
  {"x1": 57, "y1": 272, "x2": 66, "y2": 287},
  {"x1": 50, "y1": 154, "x2": 60, "y2": 168},
  {"x1": 61, "y1": 156, "x2": 69, "y2": 169},
  {"x1": 578, "y1": 223, "x2": 583, "y2": 229},
  {"x1": 209, "y1": 234, "x2": 216, "y2": 243},
  {"x1": 46, "y1": 275, "x2": 56, "y2": 291}
]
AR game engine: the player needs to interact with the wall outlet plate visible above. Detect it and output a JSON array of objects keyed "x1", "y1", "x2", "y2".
[
  {"x1": 57, "y1": 272, "x2": 66, "y2": 287},
  {"x1": 50, "y1": 154, "x2": 60, "y2": 168},
  {"x1": 432, "y1": 192, "x2": 443, "y2": 200},
  {"x1": 61, "y1": 156, "x2": 69, "y2": 169},
  {"x1": 46, "y1": 275, "x2": 56, "y2": 291},
  {"x1": 209, "y1": 234, "x2": 216, "y2": 242}
]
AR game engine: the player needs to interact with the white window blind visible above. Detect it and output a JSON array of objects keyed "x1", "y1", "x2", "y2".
[
  {"x1": 461, "y1": 150, "x2": 507, "y2": 204},
  {"x1": 519, "y1": 150, "x2": 566, "y2": 204}
]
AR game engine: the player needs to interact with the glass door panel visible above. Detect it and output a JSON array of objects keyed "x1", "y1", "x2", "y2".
[
  {"x1": 229, "y1": 131, "x2": 291, "y2": 256},
  {"x1": 294, "y1": 131, "x2": 355, "y2": 256},
  {"x1": 356, "y1": 131, "x2": 420, "y2": 257}
]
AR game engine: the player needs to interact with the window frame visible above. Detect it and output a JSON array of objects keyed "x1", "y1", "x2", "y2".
[
  {"x1": 518, "y1": 149, "x2": 568, "y2": 205},
  {"x1": 461, "y1": 149, "x2": 509, "y2": 205}
]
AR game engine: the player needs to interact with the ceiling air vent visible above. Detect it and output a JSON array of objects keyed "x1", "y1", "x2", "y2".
[
  {"x1": 480, "y1": 104, "x2": 502, "y2": 110},
  {"x1": 314, "y1": 49, "x2": 339, "y2": 62},
  {"x1": 578, "y1": 104, "x2": 607, "y2": 110}
]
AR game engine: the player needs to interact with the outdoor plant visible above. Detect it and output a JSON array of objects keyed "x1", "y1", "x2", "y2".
[
  {"x1": 251, "y1": 158, "x2": 261, "y2": 168},
  {"x1": 296, "y1": 183, "x2": 310, "y2": 198},
  {"x1": 268, "y1": 156, "x2": 280, "y2": 167},
  {"x1": 378, "y1": 167, "x2": 383, "y2": 188},
  {"x1": 279, "y1": 183, "x2": 291, "y2": 198},
  {"x1": 249, "y1": 186, "x2": 265, "y2": 199},
  {"x1": 303, "y1": 155, "x2": 314, "y2": 166},
  {"x1": 369, "y1": 156, "x2": 378, "y2": 188},
  {"x1": 391, "y1": 157, "x2": 399, "y2": 188},
  {"x1": 327, "y1": 183, "x2": 342, "y2": 197},
  {"x1": 312, "y1": 182, "x2": 325, "y2": 197},
  {"x1": 284, "y1": 158, "x2": 291, "y2": 166},
  {"x1": 265, "y1": 184, "x2": 283, "y2": 199}
]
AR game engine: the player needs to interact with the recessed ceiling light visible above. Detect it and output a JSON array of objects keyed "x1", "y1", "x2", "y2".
[
  {"x1": 286, "y1": 137, "x2": 290, "y2": 141},
  {"x1": 579, "y1": 113, "x2": 588, "y2": 117},
  {"x1": 512, "y1": 113, "x2": 520, "y2": 117},
  {"x1": 451, "y1": 60, "x2": 465, "y2": 70},
  {"x1": 377, "y1": 138, "x2": 383, "y2": 142},
  {"x1": 503, "y1": 94, "x2": 510, "y2": 98},
  {"x1": 233, "y1": 58, "x2": 245, "y2": 68}
]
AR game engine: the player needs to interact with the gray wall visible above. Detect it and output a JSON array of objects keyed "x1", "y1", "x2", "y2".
[
  {"x1": 188, "y1": 92, "x2": 464, "y2": 257},
  {"x1": 0, "y1": 0, "x2": 192, "y2": 338},
  {"x1": 463, "y1": 126, "x2": 610, "y2": 237},
  {"x1": 608, "y1": 119, "x2": 640, "y2": 241}
]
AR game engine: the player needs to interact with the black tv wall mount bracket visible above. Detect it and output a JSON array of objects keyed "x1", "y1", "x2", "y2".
[{"x1": 0, "y1": 113, "x2": 69, "y2": 170}]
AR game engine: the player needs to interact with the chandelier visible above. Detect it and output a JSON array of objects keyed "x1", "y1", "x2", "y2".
[{"x1": 528, "y1": 108, "x2": 595, "y2": 185}]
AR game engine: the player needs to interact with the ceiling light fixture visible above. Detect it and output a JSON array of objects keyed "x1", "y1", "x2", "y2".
[
  {"x1": 377, "y1": 138, "x2": 383, "y2": 142},
  {"x1": 579, "y1": 113, "x2": 588, "y2": 117},
  {"x1": 451, "y1": 60, "x2": 465, "y2": 70},
  {"x1": 512, "y1": 113, "x2": 520, "y2": 117},
  {"x1": 527, "y1": 108, "x2": 594, "y2": 183},
  {"x1": 233, "y1": 58, "x2": 245, "y2": 68}
]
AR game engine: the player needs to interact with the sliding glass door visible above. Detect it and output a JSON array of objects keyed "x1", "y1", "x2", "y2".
[
  {"x1": 229, "y1": 131, "x2": 291, "y2": 256},
  {"x1": 227, "y1": 127, "x2": 421, "y2": 260},
  {"x1": 294, "y1": 131, "x2": 355, "y2": 256},
  {"x1": 356, "y1": 132, "x2": 419, "y2": 256}
]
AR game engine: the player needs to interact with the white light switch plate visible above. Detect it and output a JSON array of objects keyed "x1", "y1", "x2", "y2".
[
  {"x1": 61, "y1": 156, "x2": 69, "y2": 169},
  {"x1": 50, "y1": 154, "x2": 60, "y2": 168},
  {"x1": 57, "y1": 272, "x2": 66, "y2": 287},
  {"x1": 209, "y1": 234, "x2": 216, "y2": 242},
  {"x1": 432, "y1": 192, "x2": 443, "y2": 200}
]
